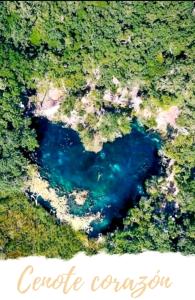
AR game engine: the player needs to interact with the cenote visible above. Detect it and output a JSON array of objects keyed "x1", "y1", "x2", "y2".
[{"x1": 33, "y1": 118, "x2": 161, "y2": 237}]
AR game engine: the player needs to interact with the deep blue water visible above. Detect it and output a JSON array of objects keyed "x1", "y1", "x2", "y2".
[{"x1": 34, "y1": 118, "x2": 161, "y2": 236}]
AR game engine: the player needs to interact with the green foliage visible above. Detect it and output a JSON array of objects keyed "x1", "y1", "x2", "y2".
[
  {"x1": 106, "y1": 198, "x2": 174, "y2": 253},
  {"x1": 0, "y1": 93, "x2": 37, "y2": 195},
  {"x1": 0, "y1": 1, "x2": 194, "y2": 257},
  {"x1": 99, "y1": 113, "x2": 131, "y2": 141},
  {"x1": 62, "y1": 96, "x2": 77, "y2": 116},
  {"x1": 0, "y1": 193, "x2": 86, "y2": 259},
  {"x1": 106, "y1": 193, "x2": 195, "y2": 255}
]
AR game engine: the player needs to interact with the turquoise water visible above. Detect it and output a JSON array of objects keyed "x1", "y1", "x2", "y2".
[{"x1": 35, "y1": 118, "x2": 161, "y2": 236}]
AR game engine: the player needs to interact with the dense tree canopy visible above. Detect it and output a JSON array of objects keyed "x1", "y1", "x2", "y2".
[{"x1": 0, "y1": 1, "x2": 194, "y2": 258}]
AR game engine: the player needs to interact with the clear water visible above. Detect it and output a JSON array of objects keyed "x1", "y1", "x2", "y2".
[{"x1": 35, "y1": 118, "x2": 161, "y2": 236}]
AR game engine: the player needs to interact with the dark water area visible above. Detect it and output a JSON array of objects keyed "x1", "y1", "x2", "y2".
[{"x1": 33, "y1": 118, "x2": 161, "y2": 237}]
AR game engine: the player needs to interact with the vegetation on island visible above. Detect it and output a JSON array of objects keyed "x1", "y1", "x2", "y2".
[{"x1": 0, "y1": 1, "x2": 194, "y2": 258}]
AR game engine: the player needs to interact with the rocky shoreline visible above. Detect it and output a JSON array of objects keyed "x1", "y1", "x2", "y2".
[{"x1": 25, "y1": 166, "x2": 102, "y2": 232}]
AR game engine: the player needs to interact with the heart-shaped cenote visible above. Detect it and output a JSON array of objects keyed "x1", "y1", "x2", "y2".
[{"x1": 33, "y1": 118, "x2": 161, "y2": 237}]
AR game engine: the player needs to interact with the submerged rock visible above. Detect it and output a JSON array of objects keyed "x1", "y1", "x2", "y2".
[
  {"x1": 70, "y1": 190, "x2": 89, "y2": 206},
  {"x1": 25, "y1": 166, "x2": 101, "y2": 231}
]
